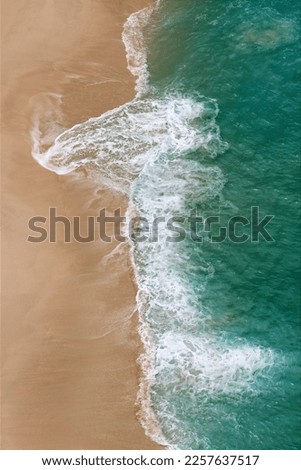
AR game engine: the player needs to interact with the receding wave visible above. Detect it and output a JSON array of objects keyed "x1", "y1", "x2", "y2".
[{"x1": 31, "y1": 94, "x2": 225, "y2": 192}]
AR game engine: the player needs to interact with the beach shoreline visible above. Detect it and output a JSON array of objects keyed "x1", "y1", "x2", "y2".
[{"x1": 1, "y1": 0, "x2": 161, "y2": 449}]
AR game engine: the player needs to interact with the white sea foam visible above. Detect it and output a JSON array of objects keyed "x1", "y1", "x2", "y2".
[
  {"x1": 122, "y1": 7, "x2": 152, "y2": 95},
  {"x1": 155, "y1": 332, "x2": 274, "y2": 396},
  {"x1": 31, "y1": 94, "x2": 224, "y2": 194},
  {"x1": 122, "y1": 0, "x2": 162, "y2": 95}
]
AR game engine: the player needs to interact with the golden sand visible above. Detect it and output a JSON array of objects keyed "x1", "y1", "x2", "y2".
[{"x1": 1, "y1": 0, "x2": 161, "y2": 450}]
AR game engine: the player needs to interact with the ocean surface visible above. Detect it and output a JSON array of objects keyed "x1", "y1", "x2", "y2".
[{"x1": 32, "y1": 0, "x2": 300, "y2": 449}]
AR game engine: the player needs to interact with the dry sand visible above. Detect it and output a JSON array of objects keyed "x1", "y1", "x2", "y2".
[{"x1": 1, "y1": 0, "x2": 161, "y2": 450}]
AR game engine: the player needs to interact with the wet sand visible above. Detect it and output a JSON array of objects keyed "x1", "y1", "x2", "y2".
[{"x1": 1, "y1": 0, "x2": 160, "y2": 449}]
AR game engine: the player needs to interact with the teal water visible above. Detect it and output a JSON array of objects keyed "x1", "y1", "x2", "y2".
[
  {"x1": 138, "y1": 0, "x2": 300, "y2": 449},
  {"x1": 31, "y1": 0, "x2": 300, "y2": 451}
]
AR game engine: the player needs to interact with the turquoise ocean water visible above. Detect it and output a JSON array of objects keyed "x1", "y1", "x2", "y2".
[
  {"x1": 138, "y1": 0, "x2": 300, "y2": 449},
  {"x1": 32, "y1": 0, "x2": 300, "y2": 450}
]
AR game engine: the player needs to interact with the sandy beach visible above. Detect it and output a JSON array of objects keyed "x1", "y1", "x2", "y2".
[{"x1": 1, "y1": 0, "x2": 160, "y2": 450}]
